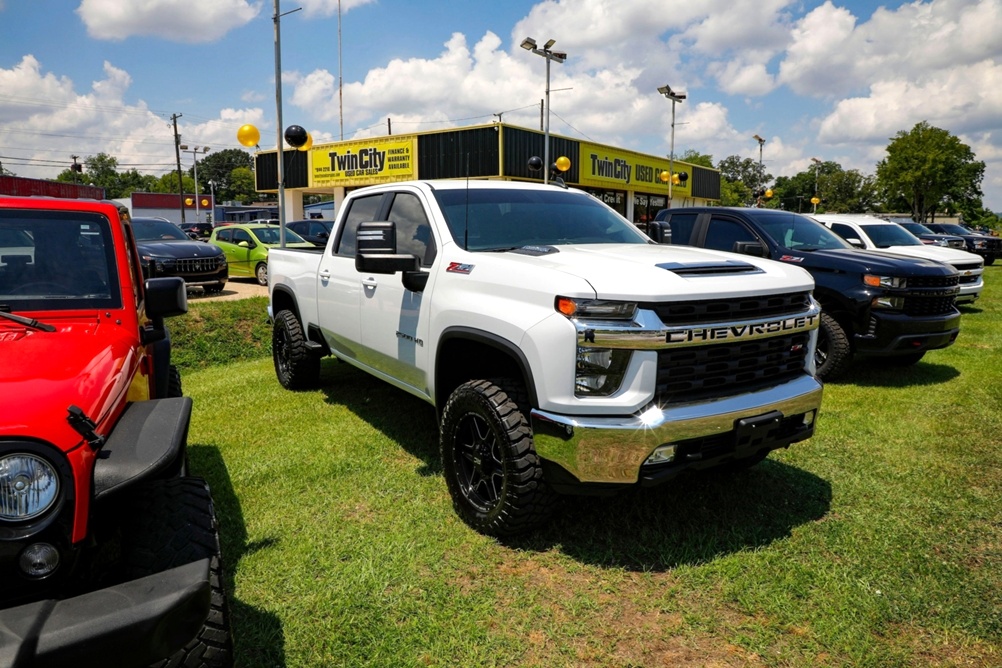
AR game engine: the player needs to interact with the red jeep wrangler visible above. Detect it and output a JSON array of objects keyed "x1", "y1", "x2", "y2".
[{"x1": 0, "y1": 198, "x2": 232, "y2": 667}]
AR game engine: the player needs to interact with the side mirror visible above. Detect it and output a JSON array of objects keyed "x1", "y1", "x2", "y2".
[
  {"x1": 647, "y1": 221, "x2": 672, "y2": 244},
  {"x1": 238, "y1": 240, "x2": 255, "y2": 248},
  {"x1": 141, "y1": 277, "x2": 188, "y2": 345},
  {"x1": 732, "y1": 241, "x2": 768, "y2": 257},
  {"x1": 846, "y1": 237, "x2": 865, "y2": 249},
  {"x1": 355, "y1": 221, "x2": 420, "y2": 274}
]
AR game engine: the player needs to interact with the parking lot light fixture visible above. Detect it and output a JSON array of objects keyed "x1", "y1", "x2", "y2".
[
  {"x1": 657, "y1": 85, "x2": 686, "y2": 206},
  {"x1": 522, "y1": 36, "x2": 567, "y2": 185}
]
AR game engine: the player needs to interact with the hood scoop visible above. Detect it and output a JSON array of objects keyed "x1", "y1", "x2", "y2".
[
  {"x1": 510, "y1": 245, "x2": 560, "y2": 256},
  {"x1": 656, "y1": 259, "x2": 762, "y2": 276}
]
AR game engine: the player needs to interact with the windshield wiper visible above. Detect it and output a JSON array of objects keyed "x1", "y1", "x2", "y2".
[{"x1": 0, "y1": 308, "x2": 57, "y2": 332}]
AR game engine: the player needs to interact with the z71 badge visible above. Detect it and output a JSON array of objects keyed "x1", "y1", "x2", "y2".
[{"x1": 446, "y1": 262, "x2": 475, "y2": 274}]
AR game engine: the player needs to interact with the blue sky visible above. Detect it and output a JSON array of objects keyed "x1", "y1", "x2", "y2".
[{"x1": 2, "y1": 0, "x2": 1000, "y2": 210}]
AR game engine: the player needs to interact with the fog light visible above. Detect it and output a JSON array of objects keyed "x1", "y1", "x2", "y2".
[
  {"x1": 646, "y1": 444, "x2": 677, "y2": 465},
  {"x1": 803, "y1": 410, "x2": 816, "y2": 427},
  {"x1": 19, "y1": 543, "x2": 60, "y2": 578}
]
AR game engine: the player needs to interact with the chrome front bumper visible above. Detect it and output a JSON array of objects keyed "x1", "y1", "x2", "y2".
[{"x1": 530, "y1": 374, "x2": 823, "y2": 485}]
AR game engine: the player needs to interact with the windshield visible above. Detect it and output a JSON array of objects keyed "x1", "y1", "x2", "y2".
[
  {"x1": 133, "y1": 219, "x2": 189, "y2": 241},
  {"x1": 757, "y1": 213, "x2": 852, "y2": 251},
  {"x1": 433, "y1": 188, "x2": 650, "y2": 250},
  {"x1": 862, "y1": 224, "x2": 923, "y2": 247},
  {"x1": 0, "y1": 210, "x2": 120, "y2": 311},
  {"x1": 900, "y1": 222, "x2": 934, "y2": 235},
  {"x1": 932, "y1": 224, "x2": 972, "y2": 235},
  {"x1": 252, "y1": 226, "x2": 307, "y2": 244}
]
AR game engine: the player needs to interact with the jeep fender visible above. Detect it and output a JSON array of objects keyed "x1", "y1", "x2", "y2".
[{"x1": 92, "y1": 397, "x2": 192, "y2": 501}]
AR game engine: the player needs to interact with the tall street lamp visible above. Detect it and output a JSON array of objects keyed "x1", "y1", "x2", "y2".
[
  {"x1": 658, "y1": 84, "x2": 686, "y2": 206},
  {"x1": 811, "y1": 157, "x2": 822, "y2": 213},
  {"x1": 180, "y1": 145, "x2": 210, "y2": 222},
  {"x1": 753, "y1": 134, "x2": 766, "y2": 193},
  {"x1": 521, "y1": 37, "x2": 566, "y2": 185}
]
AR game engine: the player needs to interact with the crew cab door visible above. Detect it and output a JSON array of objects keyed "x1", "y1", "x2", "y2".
[{"x1": 356, "y1": 189, "x2": 437, "y2": 394}]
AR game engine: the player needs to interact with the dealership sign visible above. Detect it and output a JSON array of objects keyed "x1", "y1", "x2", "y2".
[
  {"x1": 577, "y1": 142, "x2": 691, "y2": 195},
  {"x1": 311, "y1": 136, "x2": 416, "y2": 187}
]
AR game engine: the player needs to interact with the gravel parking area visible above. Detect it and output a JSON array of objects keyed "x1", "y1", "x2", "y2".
[{"x1": 186, "y1": 278, "x2": 268, "y2": 303}]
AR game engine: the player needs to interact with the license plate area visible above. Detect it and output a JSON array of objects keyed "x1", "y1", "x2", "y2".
[{"x1": 734, "y1": 410, "x2": 783, "y2": 450}]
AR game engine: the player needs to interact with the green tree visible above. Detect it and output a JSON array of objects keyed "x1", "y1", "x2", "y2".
[
  {"x1": 876, "y1": 121, "x2": 985, "y2": 223},
  {"x1": 680, "y1": 149, "x2": 714, "y2": 168},
  {"x1": 228, "y1": 167, "x2": 257, "y2": 204},
  {"x1": 196, "y1": 149, "x2": 254, "y2": 203}
]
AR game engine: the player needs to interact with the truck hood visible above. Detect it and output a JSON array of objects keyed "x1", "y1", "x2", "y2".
[
  {"x1": 777, "y1": 248, "x2": 958, "y2": 277},
  {"x1": 868, "y1": 245, "x2": 983, "y2": 267},
  {"x1": 491, "y1": 243, "x2": 815, "y2": 300},
  {"x1": 0, "y1": 317, "x2": 136, "y2": 447}
]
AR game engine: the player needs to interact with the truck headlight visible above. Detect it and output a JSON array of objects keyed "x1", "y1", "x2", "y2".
[
  {"x1": 973, "y1": 239, "x2": 987, "y2": 249},
  {"x1": 556, "y1": 297, "x2": 637, "y2": 320},
  {"x1": 863, "y1": 274, "x2": 906, "y2": 289},
  {"x1": 0, "y1": 453, "x2": 60, "y2": 521},
  {"x1": 872, "y1": 296, "x2": 906, "y2": 310}
]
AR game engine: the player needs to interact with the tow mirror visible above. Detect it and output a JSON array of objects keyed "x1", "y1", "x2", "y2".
[
  {"x1": 647, "y1": 221, "x2": 672, "y2": 244},
  {"x1": 355, "y1": 221, "x2": 420, "y2": 274},
  {"x1": 732, "y1": 241, "x2": 768, "y2": 257}
]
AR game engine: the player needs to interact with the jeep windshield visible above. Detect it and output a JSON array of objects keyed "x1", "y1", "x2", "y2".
[
  {"x1": 433, "y1": 188, "x2": 650, "y2": 251},
  {"x1": 757, "y1": 213, "x2": 852, "y2": 252},
  {"x1": 0, "y1": 210, "x2": 120, "y2": 311}
]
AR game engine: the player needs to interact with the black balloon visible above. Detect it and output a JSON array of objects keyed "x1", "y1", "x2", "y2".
[
  {"x1": 527, "y1": 156, "x2": 543, "y2": 171},
  {"x1": 284, "y1": 125, "x2": 309, "y2": 148}
]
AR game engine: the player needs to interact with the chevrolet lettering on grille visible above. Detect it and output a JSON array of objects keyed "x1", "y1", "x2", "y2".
[{"x1": 666, "y1": 313, "x2": 820, "y2": 346}]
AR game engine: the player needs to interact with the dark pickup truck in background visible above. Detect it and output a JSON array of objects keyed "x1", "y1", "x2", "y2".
[
  {"x1": 648, "y1": 207, "x2": 962, "y2": 380},
  {"x1": 924, "y1": 223, "x2": 1001, "y2": 266}
]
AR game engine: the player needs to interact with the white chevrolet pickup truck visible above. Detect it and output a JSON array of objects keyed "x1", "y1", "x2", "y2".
[{"x1": 268, "y1": 179, "x2": 824, "y2": 536}]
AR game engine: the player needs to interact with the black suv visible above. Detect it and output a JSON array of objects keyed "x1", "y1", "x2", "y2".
[
  {"x1": 132, "y1": 218, "x2": 228, "y2": 293},
  {"x1": 180, "y1": 221, "x2": 214, "y2": 240},
  {"x1": 924, "y1": 223, "x2": 1001, "y2": 265},
  {"x1": 651, "y1": 207, "x2": 961, "y2": 380}
]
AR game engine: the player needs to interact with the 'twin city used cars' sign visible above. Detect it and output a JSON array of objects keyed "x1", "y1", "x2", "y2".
[
  {"x1": 577, "y1": 142, "x2": 692, "y2": 196},
  {"x1": 311, "y1": 136, "x2": 416, "y2": 187}
]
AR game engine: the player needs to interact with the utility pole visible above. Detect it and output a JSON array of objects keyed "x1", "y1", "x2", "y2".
[{"x1": 172, "y1": 113, "x2": 185, "y2": 223}]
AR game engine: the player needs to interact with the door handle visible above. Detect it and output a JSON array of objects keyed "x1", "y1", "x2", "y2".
[
  {"x1": 319, "y1": 270, "x2": 331, "y2": 280},
  {"x1": 361, "y1": 277, "x2": 378, "y2": 288}
]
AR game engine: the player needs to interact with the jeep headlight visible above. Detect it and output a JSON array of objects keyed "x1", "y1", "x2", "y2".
[
  {"x1": 863, "y1": 274, "x2": 906, "y2": 289},
  {"x1": 0, "y1": 454, "x2": 60, "y2": 521}
]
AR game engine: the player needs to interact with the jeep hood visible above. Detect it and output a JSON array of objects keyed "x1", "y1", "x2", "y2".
[{"x1": 0, "y1": 318, "x2": 138, "y2": 445}]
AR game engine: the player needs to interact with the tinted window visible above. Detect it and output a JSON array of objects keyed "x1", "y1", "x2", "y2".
[
  {"x1": 829, "y1": 223, "x2": 859, "y2": 242},
  {"x1": 132, "y1": 220, "x2": 188, "y2": 241},
  {"x1": 664, "y1": 213, "x2": 699, "y2": 245},
  {"x1": 704, "y1": 217, "x2": 757, "y2": 253},
  {"x1": 336, "y1": 194, "x2": 384, "y2": 257},
  {"x1": 387, "y1": 193, "x2": 436, "y2": 266},
  {"x1": 863, "y1": 225, "x2": 922, "y2": 247},
  {"x1": 755, "y1": 213, "x2": 851, "y2": 251}
]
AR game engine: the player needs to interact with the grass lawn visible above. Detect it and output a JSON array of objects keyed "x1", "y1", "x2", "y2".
[{"x1": 179, "y1": 266, "x2": 1002, "y2": 667}]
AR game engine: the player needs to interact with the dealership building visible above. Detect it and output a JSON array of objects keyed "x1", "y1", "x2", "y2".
[{"x1": 254, "y1": 122, "x2": 721, "y2": 224}]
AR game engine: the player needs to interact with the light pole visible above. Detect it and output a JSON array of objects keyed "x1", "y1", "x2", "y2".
[
  {"x1": 180, "y1": 145, "x2": 210, "y2": 222},
  {"x1": 811, "y1": 157, "x2": 822, "y2": 213},
  {"x1": 208, "y1": 179, "x2": 216, "y2": 225},
  {"x1": 753, "y1": 134, "x2": 766, "y2": 193},
  {"x1": 658, "y1": 84, "x2": 686, "y2": 206},
  {"x1": 521, "y1": 37, "x2": 566, "y2": 185}
]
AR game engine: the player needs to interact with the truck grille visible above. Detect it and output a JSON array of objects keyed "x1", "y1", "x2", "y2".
[
  {"x1": 639, "y1": 291, "x2": 812, "y2": 325},
  {"x1": 902, "y1": 275, "x2": 959, "y2": 316},
  {"x1": 655, "y1": 332, "x2": 810, "y2": 403},
  {"x1": 639, "y1": 292, "x2": 814, "y2": 403}
]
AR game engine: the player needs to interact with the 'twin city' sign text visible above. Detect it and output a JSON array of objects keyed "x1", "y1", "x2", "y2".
[
  {"x1": 310, "y1": 137, "x2": 416, "y2": 187},
  {"x1": 578, "y1": 141, "x2": 697, "y2": 194}
]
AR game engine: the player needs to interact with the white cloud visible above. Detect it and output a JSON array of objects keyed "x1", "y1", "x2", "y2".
[
  {"x1": 298, "y1": 0, "x2": 375, "y2": 18},
  {"x1": 76, "y1": 0, "x2": 261, "y2": 42}
]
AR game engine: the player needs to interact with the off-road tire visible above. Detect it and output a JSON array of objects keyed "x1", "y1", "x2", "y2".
[
  {"x1": 167, "y1": 364, "x2": 183, "y2": 398},
  {"x1": 272, "y1": 309, "x2": 321, "y2": 389},
  {"x1": 440, "y1": 379, "x2": 557, "y2": 536},
  {"x1": 985, "y1": 257, "x2": 995, "y2": 266},
  {"x1": 815, "y1": 312, "x2": 851, "y2": 381},
  {"x1": 121, "y1": 478, "x2": 233, "y2": 668},
  {"x1": 255, "y1": 262, "x2": 268, "y2": 286}
]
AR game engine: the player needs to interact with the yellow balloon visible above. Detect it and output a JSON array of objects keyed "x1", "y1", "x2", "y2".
[
  {"x1": 554, "y1": 155, "x2": 571, "y2": 172},
  {"x1": 201, "y1": 198, "x2": 209, "y2": 206},
  {"x1": 811, "y1": 196, "x2": 821, "y2": 205},
  {"x1": 298, "y1": 132, "x2": 313, "y2": 152},
  {"x1": 765, "y1": 189, "x2": 774, "y2": 198},
  {"x1": 237, "y1": 124, "x2": 260, "y2": 148},
  {"x1": 185, "y1": 198, "x2": 193, "y2": 206},
  {"x1": 660, "y1": 170, "x2": 670, "y2": 183},
  {"x1": 672, "y1": 174, "x2": 681, "y2": 185}
]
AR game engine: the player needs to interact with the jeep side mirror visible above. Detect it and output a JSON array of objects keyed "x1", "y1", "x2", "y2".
[
  {"x1": 732, "y1": 241, "x2": 768, "y2": 257},
  {"x1": 355, "y1": 221, "x2": 421, "y2": 274},
  {"x1": 141, "y1": 277, "x2": 188, "y2": 345}
]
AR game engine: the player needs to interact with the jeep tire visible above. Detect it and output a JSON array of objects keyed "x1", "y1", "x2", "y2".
[
  {"x1": 440, "y1": 379, "x2": 556, "y2": 536},
  {"x1": 272, "y1": 309, "x2": 321, "y2": 390},
  {"x1": 121, "y1": 477, "x2": 233, "y2": 668}
]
